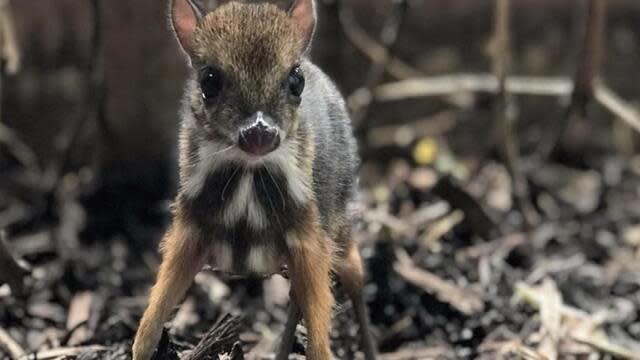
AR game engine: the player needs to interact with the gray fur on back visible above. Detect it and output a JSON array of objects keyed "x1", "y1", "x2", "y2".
[{"x1": 299, "y1": 60, "x2": 359, "y2": 229}]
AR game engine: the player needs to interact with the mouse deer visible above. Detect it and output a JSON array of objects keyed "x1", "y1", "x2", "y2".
[{"x1": 131, "y1": 0, "x2": 377, "y2": 359}]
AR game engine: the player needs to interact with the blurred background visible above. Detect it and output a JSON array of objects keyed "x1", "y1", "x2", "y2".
[{"x1": 2, "y1": 0, "x2": 640, "y2": 359}]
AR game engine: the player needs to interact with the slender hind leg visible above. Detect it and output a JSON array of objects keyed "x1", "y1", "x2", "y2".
[
  {"x1": 275, "y1": 293, "x2": 302, "y2": 360},
  {"x1": 336, "y1": 242, "x2": 377, "y2": 360}
]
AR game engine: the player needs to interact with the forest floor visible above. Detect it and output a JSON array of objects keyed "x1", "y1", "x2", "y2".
[{"x1": 2, "y1": 114, "x2": 640, "y2": 360}]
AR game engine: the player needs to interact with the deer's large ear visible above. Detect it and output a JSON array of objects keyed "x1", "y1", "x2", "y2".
[
  {"x1": 170, "y1": 0, "x2": 205, "y2": 56},
  {"x1": 288, "y1": 0, "x2": 316, "y2": 54}
]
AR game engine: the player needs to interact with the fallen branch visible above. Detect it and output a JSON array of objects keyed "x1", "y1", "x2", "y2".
[
  {"x1": 372, "y1": 74, "x2": 640, "y2": 136},
  {"x1": 394, "y1": 249, "x2": 484, "y2": 316},
  {"x1": 373, "y1": 74, "x2": 574, "y2": 101}
]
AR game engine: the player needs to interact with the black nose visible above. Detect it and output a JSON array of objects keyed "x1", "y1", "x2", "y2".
[{"x1": 238, "y1": 115, "x2": 280, "y2": 156}]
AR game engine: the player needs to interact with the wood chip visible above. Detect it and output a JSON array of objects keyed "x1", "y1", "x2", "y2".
[
  {"x1": 420, "y1": 210, "x2": 464, "y2": 252},
  {"x1": 66, "y1": 292, "x2": 93, "y2": 346},
  {"x1": 0, "y1": 328, "x2": 24, "y2": 360},
  {"x1": 539, "y1": 279, "x2": 562, "y2": 343},
  {"x1": 18, "y1": 345, "x2": 108, "y2": 360}
]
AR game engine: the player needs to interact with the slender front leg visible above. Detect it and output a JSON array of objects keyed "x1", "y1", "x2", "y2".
[
  {"x1": 132, "y1": 222, "x2": 208, "y2": 360},
  {"x1": 275, "y1": 292, "x2": 302, "y2": 360},
  {"x1": 286, "y1": 223, "x2": 334, "y2": 360},
  {"x1": 335, "y1": 242, "x2": 378, "y2": 360}
]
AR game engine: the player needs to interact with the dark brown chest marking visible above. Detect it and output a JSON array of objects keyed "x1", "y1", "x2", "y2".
[{"x1": 179, "y1": 163, "x2": 306, "y2": 274}]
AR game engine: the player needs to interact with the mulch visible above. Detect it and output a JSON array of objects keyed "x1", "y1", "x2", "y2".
[{"x1": 2, "y1": 123, "x2": 640, "y2": 360}]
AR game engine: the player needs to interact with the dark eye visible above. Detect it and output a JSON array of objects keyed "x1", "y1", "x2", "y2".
[
  {"x1": 287, "y1": 65, "x2": 305, "y2": 98},
  {"x1": 199, "y1": 66, "x2": 223, "y2": 102}
]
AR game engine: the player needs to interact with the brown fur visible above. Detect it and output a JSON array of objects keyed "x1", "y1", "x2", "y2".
[
  {"x1": 287, "y1": 205, "x2": 334, "y2": 359},
  {"x1": 193, "y1": 3, "x2": 303, "y2": 108},
  {"x1": 132, "y1": 215, "x2": 209, "y2": 360},
  {"x1": 179, "y1": 2, "x2": 307, "y2": 152},
  {"x1": 132, "y1": 2, "x2": 376, "y2": 360}
]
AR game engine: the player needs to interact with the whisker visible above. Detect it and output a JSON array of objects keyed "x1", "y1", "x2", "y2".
[
  {"x1": 221, "y1": 165, "x2": 241, "y2": 201},
  {"x1": 239, "y1": 129, "x2": 248, "y2": 143},
  {"x1": 200, "y1": 145, "x2": 234, "y2": 161},
  {"x1": 258, "y1": 171, "x2": 283, "y2": 232},
  {"x1": 265, "y1": 165, "x2": 286, "y2": 210}
]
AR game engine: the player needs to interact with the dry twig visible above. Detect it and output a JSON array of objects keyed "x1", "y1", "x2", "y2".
[
  {"x1": 570, "y1": 0, "x2": 606, "y2": 114},
  {"x1": 182, "y1": 314, "x2": 244, "y2": 360},
  {"x1": 394, "y1": 249, "x2": 484, "y2": 316},
  {"x1": 338, "y1": 3, "x2": 421, "y2": 81},
  {"x1": 373, "y1": 74, "x2": 573, "y2": 101},
  {"x1": 489, "y1": 0, "x2": 538, "y2": 227},
  {"x1": 0, "y1": 1, "x2": 37, "y2": 170},
  {"x1": 594, "y1": 83, "x2": 640, "y2": 133},
  {"x1": 65, "y1": 292, "x2": 94, "y2": 346},
  {"x1": 0, "y1": 327, "x2": 24, "y2": 360},
  {"x1": 541, "y1": 0, "x2": 607, "y2": 157},
  {"x1": 49, "y1": 0, "x2": 109, "y2": 190},
  {"x1": 0, "y1": 123, "x2": 39, "y2": 171},
  {"x1": 372, "y1": 74, "x2": 640, "y2": 137},
  {"x1": 515, "y1": 282, "x2": 640, "y2": 359},
  {"x1": 413, "y1": 209, "x2": 464, "y2": 257},
  {"x1": 17, "y1": 345, "x2": 108, "y2": 360},
  {"x1": 343, "y1": 0, "x2": 409, "y2": 130},
  {"x1": 0, "y1": 0, "x2": 20, "y2": 76}
]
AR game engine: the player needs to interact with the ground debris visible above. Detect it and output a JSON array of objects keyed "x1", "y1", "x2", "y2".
[
  {"x1": 515, "y1": 281, "x2": 640, "y2": 359},
  {"x1": 0, "y1": 231, "x2": 30, "y2": 296},
  {"x1": 182, "y1": 314, "x2": 244, "y2": 360},
  {"x1": 3, "y1": 14, "x2": 640, "y2": 356},
  {"x1": 394, "y1": 249, "x2": 485, "y2": 316}
]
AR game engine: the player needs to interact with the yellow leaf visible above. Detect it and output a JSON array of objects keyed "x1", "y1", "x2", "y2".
[{"x1": 413, "y1": 138, "x2": 438, "y2": 165}]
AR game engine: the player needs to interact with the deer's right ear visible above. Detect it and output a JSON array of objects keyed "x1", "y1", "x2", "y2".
[
  {"x1": 288, "y1": 0, "x2": 316, "y2": 54},
  {"x1": 170, "y1": 0, "x2": 205, "y2": 56}
]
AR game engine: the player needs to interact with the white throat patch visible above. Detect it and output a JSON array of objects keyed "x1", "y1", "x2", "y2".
[
  {"x1": 222, "y1": 173, "x2": 267, "y2": 230},
  {"x1": 263, "y1": 140, "x2": 312, "y2": 206},
  {"x1": 182, "y1": 139, "x2": 313, "y2": 217}
]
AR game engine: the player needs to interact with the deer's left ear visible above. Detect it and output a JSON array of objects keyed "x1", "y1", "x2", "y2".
[
  {"x1": 288, "y1": 0, "x2": 316, "y2": 54},
  {"x1": 170, "y1": 0, "x2": 206, "y2": 56}
]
